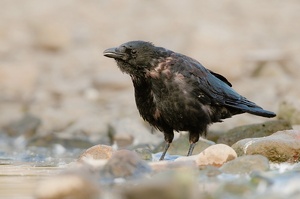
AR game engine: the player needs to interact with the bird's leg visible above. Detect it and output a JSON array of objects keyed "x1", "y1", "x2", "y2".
[
  {"x1": 187, "y1": 130, "x2": 201, "y2": 156},
  {"x1": 187, "y1": 142, "x2": 196, "y2": 156},
  {"x1": 159, "y1": 142, "x2": 170, "y2": 161},
  {"x1": 159, "y1": 130, "x2": 174, "y2": 161}
]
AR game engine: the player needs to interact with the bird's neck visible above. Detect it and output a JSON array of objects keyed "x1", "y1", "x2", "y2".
[{"x1": 131, "y1": 76, "x2": 152, "y2": 98}]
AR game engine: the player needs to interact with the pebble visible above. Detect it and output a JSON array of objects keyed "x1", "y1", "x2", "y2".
[
  {"x1": 175, "y1": 144, "x2": 237, "y2": 167},
  {"x1": 78, "y1": 145, "x2": 114, "y2": 167},
  {"x1": 122, "y1": 169, "x2": 198, "y2": 199},
  {"x1": 232, "y1": 130, "x2": 300, "y2": 163},
  {"x1": 114, "y1": 133, "x2": 134, "y2": 148},
  {"x1": 213, "y1": 179, "x2": 257, "y2": 199},
  {"x1": 2, "y1": 114, "x2": 41, "y2": 138},
  {"x1": 35, "y1": 173, "x2": 100, "y2": 199},
  {"x1": 196, "y1": 144, "x2": 237, "y2": 167},
  {"x1": 220, "y1": 155, "x2": 269, "y2": 174},
  {"x1": 217, "y1": 120, "x2": 292, "y2": 146},
  {"x1": 101, "y1": 150, "x2": 151, "y2": 179}
]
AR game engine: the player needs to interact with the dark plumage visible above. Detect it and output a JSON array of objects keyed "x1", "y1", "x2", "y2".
[{"x1": 103, "y1": 41, "x2": 276, "y2": 160}]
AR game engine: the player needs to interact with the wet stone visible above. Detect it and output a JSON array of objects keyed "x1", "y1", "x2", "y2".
[
  {"x1": 232, "y1": 130, "x2": 300, "y2": 163},
  {"x1": 220, "y1": 155, "x2": 269, "y2": 174},
  {"x1": 175, "y1": 144, "x2": 237, "y2": 167},
  {"x1": 196, "y1": 144, "x2": 237, "y2": 167},
  {"x1": 217, "y1": 120, "x2": 292, "y2": 146},
  {"x1": 205, "y1": 130, "x2": 223, "y2": 143},
  {"x1": 101, "y1": 150, "x2": 151, "y2": 180},
  {"x1": 78, "y1": 144, "x2": 114, "y2": 164},
  {"x1": 122, "y1": 169, "x2": 198, "y2": 199},
  {"x1": 198, "y1": 165, "x2": 222, "y2": 178},
  {"x1": 2, "y1": 114, "x2": 41, "y2": 138},
  {"x1": 35, "y1": 173, "x2": 100, "y2": 199},
  {"x1": 213, "y1": 179, "x2": 257, "y2": 199},
  {"x1": 114, "y1": 133, "x2": 134, "y2": 148}
]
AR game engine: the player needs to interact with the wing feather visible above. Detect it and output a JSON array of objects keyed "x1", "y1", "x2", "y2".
[{"x1": 172, "y1": 53, "x2": 275, "y2": 118}]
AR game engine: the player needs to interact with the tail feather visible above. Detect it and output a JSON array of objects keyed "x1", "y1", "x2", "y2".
[
  {"x1": 225, "y1": 99, "x2": 276, "y2": 118},
  {"x1": 244, "y1": 107, "x2": 276, "y2": 118}
]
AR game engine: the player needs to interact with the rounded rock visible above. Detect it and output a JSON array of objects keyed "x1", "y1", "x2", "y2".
[
  {"x1": 35, "y1": 173, "x2": 100, "y2": 199},
  {"x1": 232, "y1": 130, "x2": 300, "y2": 163},
  {"x1": 195, "y1": 144, "x2": 237, "y2": 167},
  {"x1": 78, "y1": 145, "x2": 114, "y2": 164},
  {"x1": 114, "y1": 133, "x2": 134, "y2": 148},
  {"x1": 220, "y1": 155, "x2": 269, "y2": 174},
  {"x1": 217, "y1": 120, "x2": 292, "y2": 146},
  {"x1": 101, "y1": 150, "x2": 151, "y2": 179}
]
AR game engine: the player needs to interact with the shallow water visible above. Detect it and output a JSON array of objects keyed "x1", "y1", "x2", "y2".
[
  {"x1": 0, "y1": 142, "x2": 81, "y2": 198},
  {"x1": 0, "y1": 165, "x2": 65, "y2": 199}
]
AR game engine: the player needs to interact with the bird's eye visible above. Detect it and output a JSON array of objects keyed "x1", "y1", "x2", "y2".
[{"x1": 119, "y1": 46, "x2": 126, "y2": 52}]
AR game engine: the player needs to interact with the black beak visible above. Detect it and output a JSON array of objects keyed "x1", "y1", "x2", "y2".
[{"x1": 103, "y1": 47, "x2": 124, "y2": 59}]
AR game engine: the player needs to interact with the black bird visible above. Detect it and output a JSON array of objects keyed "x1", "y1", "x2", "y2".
[{"x1": 103, "y1": 41, "x2": 276, "y2": 160}]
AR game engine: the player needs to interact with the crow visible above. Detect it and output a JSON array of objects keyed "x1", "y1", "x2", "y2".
[{"x1": 103, "y1": 41, "x2": 276, "y2": 160}]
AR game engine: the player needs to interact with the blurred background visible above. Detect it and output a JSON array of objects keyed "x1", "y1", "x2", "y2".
[{"x1": 0, "y1": 0, "x2": 299, "y2": 159}]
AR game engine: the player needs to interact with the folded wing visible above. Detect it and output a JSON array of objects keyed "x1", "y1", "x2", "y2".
[{"x1": 176, "y1": 54, "x2": 276, "y2": 118}]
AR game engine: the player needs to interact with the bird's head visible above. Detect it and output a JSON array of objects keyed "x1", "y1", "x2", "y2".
[{"x1": 103, "y1": 41, "x2": 163, "y2": 76}]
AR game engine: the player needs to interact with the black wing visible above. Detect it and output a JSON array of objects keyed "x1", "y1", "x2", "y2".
[
  {"x1": 208, "y1": 70, "x2": 232, "y2": 87},
  {"x1": 174, "y1": 54, "x2": 275, "y2": 118}
]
